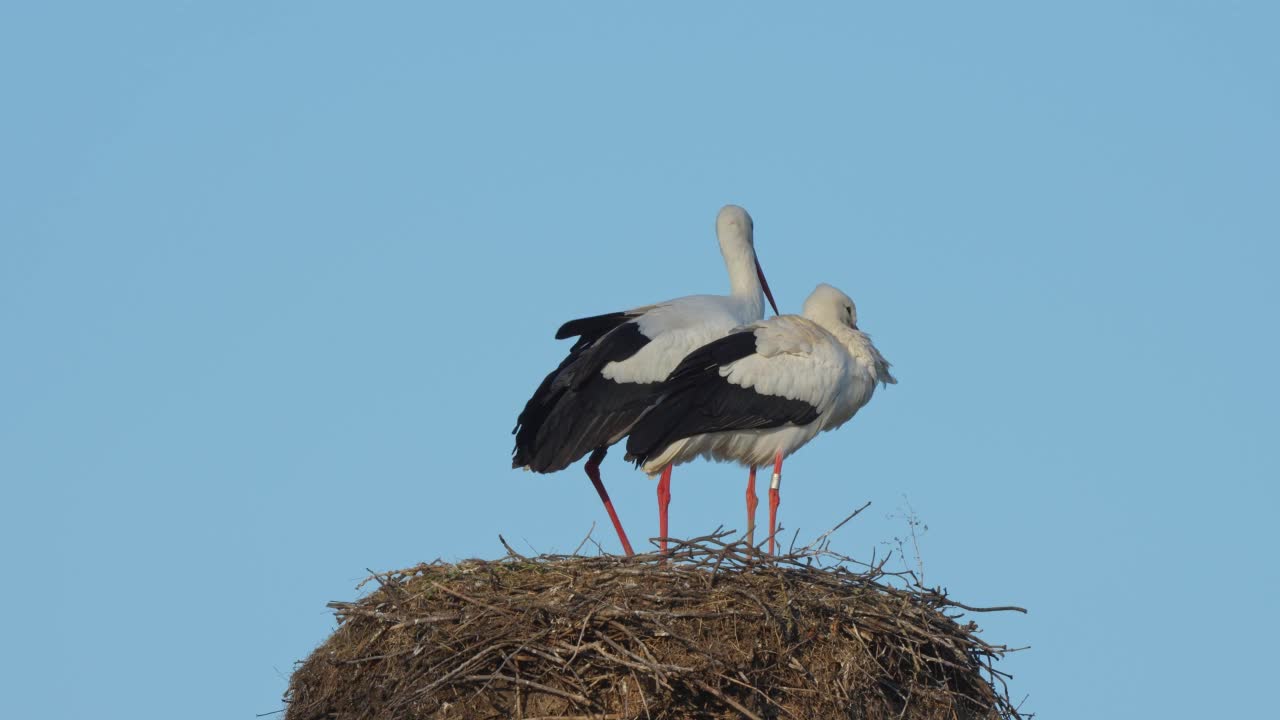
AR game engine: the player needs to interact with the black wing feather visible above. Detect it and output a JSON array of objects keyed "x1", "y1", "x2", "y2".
[
  {"x1": 513, "y1": 314, "x2": 656, "y2": 473},
  {"x1": 556, "y1": 311, "x2": 632, "y2": 342}
]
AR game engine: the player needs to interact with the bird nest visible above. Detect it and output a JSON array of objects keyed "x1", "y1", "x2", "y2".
[{"x1": 284, "y1": 526, "x2": 1028, "y2": 720}]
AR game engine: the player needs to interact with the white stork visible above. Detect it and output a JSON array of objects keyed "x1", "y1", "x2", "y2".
[
  {"x1": 625, "y1": 283, "x2": 896, "y2": 553},
  {"x1": 512, "y1": 205, "x2": 779, "y2": 556}
]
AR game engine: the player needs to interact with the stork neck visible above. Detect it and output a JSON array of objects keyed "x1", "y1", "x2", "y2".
[{"x1": 722, "y1": 243, "x2": 764, "y2": 316}]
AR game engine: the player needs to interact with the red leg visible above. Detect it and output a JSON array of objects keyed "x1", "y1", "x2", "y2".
[
  {"x1": 746, "y1": 465, "x2": 758, "y2": 548},
  {"x1": 768, "y1": 452, "x2": 783, "y2": 554},
  {"x1": 584, "y1": 449, "x2": 634, "y2": 556},
  {"x1": 657, "y1": 465, "x2": 673, "y2": 554}
]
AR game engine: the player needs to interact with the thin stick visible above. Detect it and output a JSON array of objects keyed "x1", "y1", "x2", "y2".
[
  {"x1": 464, "y1": 674, "x2": 592, "y2": 706},
  {"x1": 810, "y1": 501, "x2": 872, "y2": 549},
  {"x1": 693, "y1": 679, "x2": 766, "y2": 720},
  {"x1": 573, "y1": 522, "x2": 597, "y2": 556},
  {"x1": 499, "y1": 534, "x2": 528, "y2": 560},
  {"x1": 938, "y1": 600, "x2": 1029, "y2": 615}
]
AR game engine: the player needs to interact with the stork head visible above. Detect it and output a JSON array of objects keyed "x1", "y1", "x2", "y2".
[
  {"x1": 716, "y1": 204, "x2": 753, "y2": 239},
  {"x1": 716, "y1": 204, "x2": 780, "y2": 316},
  {"x1": 803, "y1": 283, "x2": 858, "y2": 331}
]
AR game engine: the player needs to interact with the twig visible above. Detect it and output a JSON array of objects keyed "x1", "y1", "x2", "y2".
[
  {"x1": 521, "y1": 715, "x2": 623, "y2": 720},
  {"x1": 499, "y1": 534, "x2": 528, "y2": 560},
  {"x1": 431, "y1": 582, "x2": 516, "y2": 616},
  {"x1": 572, "y1": 522, "x2": 597, "y2": 556},
  {"x1": 937, "y1": 599, "x2": 1029, "y2": 615},
  {"x1": 693, "y1": 679, "x2": 765, "y2": 720},
  {"x1": 810, "y1": 501, "x2": 872, "y2": 549},
  {"x1": 464, "y1": 674, "x2": 592, "y2": 706}
]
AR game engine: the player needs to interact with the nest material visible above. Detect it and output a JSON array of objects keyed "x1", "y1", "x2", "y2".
[{"x1": 285, "y1": 530, "x2": 1027, "y2": 720}]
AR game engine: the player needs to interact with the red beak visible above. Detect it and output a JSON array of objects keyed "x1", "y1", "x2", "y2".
[{"x1": 754, "y1": 255, "x2": 780, "y2": 316}]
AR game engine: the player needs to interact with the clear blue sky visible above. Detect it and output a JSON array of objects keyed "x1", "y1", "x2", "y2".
[{"x1": 3, "y1": 3, "x2": 1276, "y2": 718}]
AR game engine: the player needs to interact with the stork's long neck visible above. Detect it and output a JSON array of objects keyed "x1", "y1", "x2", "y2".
[{"x1": 721, "y1": 235, "x2": 764, "y2": 319}]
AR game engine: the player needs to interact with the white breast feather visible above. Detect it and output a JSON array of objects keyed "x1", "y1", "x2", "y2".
[{"x1": 820, "y1": 330, "x2": 889, "y2": 431}]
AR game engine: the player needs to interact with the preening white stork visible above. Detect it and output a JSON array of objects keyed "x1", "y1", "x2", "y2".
[
  {"x1": 625, "y1": 283, "x2": 896, "y2": 553},
  {"x1": 512, "y1": 205, "x2": 779, "y2": 556}
]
